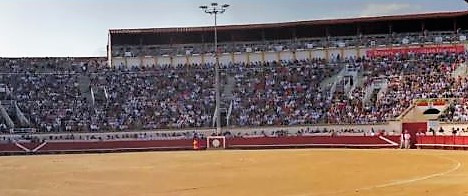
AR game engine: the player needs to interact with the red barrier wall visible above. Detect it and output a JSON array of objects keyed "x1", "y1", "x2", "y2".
[
  {"x1": 385, "y1": 136, "x2": 401, "y2": 144},
  {"x1": 227, "y1": 136, "x2": 392, "y2": 148},
  {"x1": 39, "y1": 139, "x2": 197, "y2": 152},
  {"x1": 0, "y1": 143, "x2": 24, "y2": 153},
  {"x1": 0, "y1": 136, "x2": 397, "y2": 155},
  {"x1": 416, "y1": 135, "x2": 468, "y2": 150}
]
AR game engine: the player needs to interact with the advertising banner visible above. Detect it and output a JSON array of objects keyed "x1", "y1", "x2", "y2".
[{"x1": 367, "y1": 45, "x2": 465, "y2": 57}]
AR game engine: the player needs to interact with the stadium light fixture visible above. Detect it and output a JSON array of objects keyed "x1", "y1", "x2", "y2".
[{"x1": 199, "y1": 3, "x2": 229, "y2": 135}]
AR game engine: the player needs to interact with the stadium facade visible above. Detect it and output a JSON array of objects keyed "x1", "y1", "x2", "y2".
[
  {"x1": 108, "y1": 11, "x2": 468, "y2": 67},
  {"x1": 0, "y1": 11, "x2": 468, "y2": 154}
]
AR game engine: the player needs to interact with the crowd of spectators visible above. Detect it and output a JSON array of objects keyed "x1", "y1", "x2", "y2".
[
  {"x1": 0, "y1": 58, "x2": 106, "y2": 133},
  {"x1": 325, "y1": 52, "x2": 467, "y2": 124},
  {"x1": 229, "y1": 59, "x2": 339, "y2": 127},
  {"x1": 440, "y1": 99, "x2": 468, "y2": 122},
  {"x1": 90, "y1": 68, "x2": 215, "y2": 130},
  {"x1": 0, "y1": 50, "x2": 467, "y2": 133}
]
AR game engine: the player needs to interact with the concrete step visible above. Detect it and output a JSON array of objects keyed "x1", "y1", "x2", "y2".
[
  {"x1": 400, "y1": 103, "x2": 449, "y2": 122},
  {"x1": 0, "y1": 103, "x2": 14, "y2": 128},
  {"x1": 452, "y1": 63, "x2": 467, "y2": 78},
  {"x1": 78, "y1": 75, "x2": 93, "y2": 105},
  {"x1": 222, "y1": 75, "x2": 236, "y2": 102}
]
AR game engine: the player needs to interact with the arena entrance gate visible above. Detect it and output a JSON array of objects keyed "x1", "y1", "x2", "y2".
[{"x1": 402, "y1": 122, "x2": 427, "y2": 148}]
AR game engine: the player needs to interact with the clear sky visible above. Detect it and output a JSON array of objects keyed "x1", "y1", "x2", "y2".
[{"x1": 0, "y1": 0, "x2": 466, "y2": 57}]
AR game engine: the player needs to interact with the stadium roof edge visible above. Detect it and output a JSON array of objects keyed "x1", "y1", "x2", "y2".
[{"x1": 109, "y1": 10, "x2": 468, "y2": 34}]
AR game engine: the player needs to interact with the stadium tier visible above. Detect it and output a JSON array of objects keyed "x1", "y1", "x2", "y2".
[
  {"x1": 1, "y1": 53, "x2": 465, "y2": 133},
  {"x1": 108, "y1": 11, "x2": 468, "y2": 67},
  {"x1": 0, "y1": 11, "x2": 468, "y2": 153}
]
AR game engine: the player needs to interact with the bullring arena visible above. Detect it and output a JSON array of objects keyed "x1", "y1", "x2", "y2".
[
  {"x1": 1, "y1": 3, "x2": 468, "y2": 196},
  {"x1": 0, "y1": 149, "x2": 468, "y2": 196}
]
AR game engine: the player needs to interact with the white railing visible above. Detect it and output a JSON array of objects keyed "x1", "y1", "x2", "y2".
[
  {"x1": 14, "y1": 102, "x2": 30, "y2": 127},
  {"x1": 376, "y1": 79, "x2": 389, "y2": 101},
  {"x1": 212, "y1": 107, "x2": 217, "y2": 127},
  {"x1": 329, "y1": 67, "x2": 346, "y2": 100},
  {"x1": 362, "y1": 78, "x2": 388, "y2": 104},
  {"x1": 452, "y1": 62, "x2": 467, "y2": 78},
  {"x1": 0, "y1": 102, "x2": 14, "y2": 128},
  {"x1": 227, "y1": 100, "x2": 233, "y2": 126},
  {"x1": 362, "y1": 84, "x2": 374, "y2": 104}
]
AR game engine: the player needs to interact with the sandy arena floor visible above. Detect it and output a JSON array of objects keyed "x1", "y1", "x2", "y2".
[{"x1": 0, "y1": 149, "x2": 467, "y2": 196}]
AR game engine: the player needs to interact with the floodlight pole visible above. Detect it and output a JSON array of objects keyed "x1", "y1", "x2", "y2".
[{"x1": 200, "y1": 3, "x2": 229, "y2": 135}]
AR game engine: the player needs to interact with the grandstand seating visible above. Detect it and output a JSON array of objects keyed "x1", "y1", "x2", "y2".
[
  {"x1": 112, "y1": 31, "x2": 467, "y2": 57},
  {"x1": 440, "y1": 98, "x2": 468, "y2": 122},
  {"x1": 90, "y1": 67, "x2": 215, "y2": 130},
  {"x1": 326, "y1": 52, "x2": 467, "y2": 124},
  {"x1": 0, "y1": 40, "x2": 467, "y2": 134},
  {"x1": 229, "y1": 59, "x2": 338, "y2": 127}
]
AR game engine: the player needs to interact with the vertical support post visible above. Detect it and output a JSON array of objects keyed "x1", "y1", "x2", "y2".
[
  {"x1": 261, "y1": 51, "x2": 265, "y2": 63},
  {"x1": 325, "y1": 48, "x2": 330, "y2": 62},
  {"x1": 214, "y1": 13, "x2": 222, "y2": 134},
  {"x1": 140, "y1": 56, "x2": 144, "y2": 67}
]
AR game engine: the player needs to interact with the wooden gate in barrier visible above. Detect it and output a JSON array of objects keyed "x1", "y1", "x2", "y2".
[{"x1": 402, "y1": 122, "x2": 427, "y2": 148}]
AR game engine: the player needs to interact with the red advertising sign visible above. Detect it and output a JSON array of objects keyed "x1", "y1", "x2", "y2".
[{"x1": 366, "y1": 44, "x2": 465, "y2": 57}]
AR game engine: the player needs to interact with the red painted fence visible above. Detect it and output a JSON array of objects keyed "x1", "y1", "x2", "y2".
[
  {"x1": 0, "y1": 135, "x2": 398, "y2": 155},
  {"x1": 416, "y1": 135, "x2": 468, "y2": 150},
  {"x1": 227, "y1": 136, "x2": 395, "y2": 148}
]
